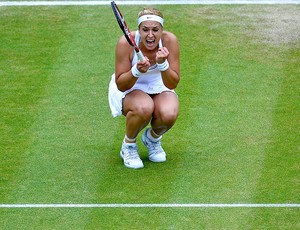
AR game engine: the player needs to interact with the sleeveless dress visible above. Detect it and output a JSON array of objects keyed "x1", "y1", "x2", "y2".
[{"x1": 108, "y1": 31, "x2": 175, "y2": 117}]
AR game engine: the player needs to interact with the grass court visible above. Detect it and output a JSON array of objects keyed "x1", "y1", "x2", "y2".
[{"x1": 0, "y1": 2, "x2": 299, "y2": 229}]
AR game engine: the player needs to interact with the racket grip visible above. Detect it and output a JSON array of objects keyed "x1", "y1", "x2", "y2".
[{"x1": 136, "y1": 51, "x2": 144, "y2": 61}]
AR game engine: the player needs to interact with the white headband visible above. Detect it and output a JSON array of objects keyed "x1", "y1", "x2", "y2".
[{"x1": 138, "y1": 15, "x2": 164, "y2": 27}]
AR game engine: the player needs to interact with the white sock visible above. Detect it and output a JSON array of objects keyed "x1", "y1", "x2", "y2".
[
  {"x1": 122, "y1": 141, "x2": 136, "y2": 147},
  {"x1": 147, "y1": 128, "x2": 161, "y2": 142},
  {"x1": 124, "y1": 135, "x2": 136, "y2": 143}
]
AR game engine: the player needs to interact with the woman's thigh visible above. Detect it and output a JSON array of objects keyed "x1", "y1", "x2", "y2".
[{"x1": 122, "y1": 90, "x2": 154, "y2": 116}]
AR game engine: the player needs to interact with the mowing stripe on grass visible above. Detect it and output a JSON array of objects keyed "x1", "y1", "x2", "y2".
[
  {"x1": 1, "y1": 0, "x2": 300, "y2": 6},
  {"x1": 1, "y1": 204, "x2": 300, "y2": 208}
]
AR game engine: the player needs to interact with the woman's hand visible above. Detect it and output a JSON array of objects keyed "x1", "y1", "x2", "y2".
[
  {"x1": 156, "y1": 47, "x2": 169, "y2": 64},
  {"x1": 136, "y1": 56, "x2": 151, "y2": 73}
]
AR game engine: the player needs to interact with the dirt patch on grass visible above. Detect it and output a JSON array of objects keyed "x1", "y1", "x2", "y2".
[
  {"x1": 233, "y1": 5, "x2": 300, "y2": 46},
  {"x1": 189, "y1": 5, "x2": 300, "y2": 47}
]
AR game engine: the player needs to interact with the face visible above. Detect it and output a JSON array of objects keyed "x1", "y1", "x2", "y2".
[{"x1": 139, "y1": 21, "x2": 163, "y2": 50}]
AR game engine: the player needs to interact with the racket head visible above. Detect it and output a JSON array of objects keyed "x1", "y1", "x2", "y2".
[
  {"x1": 111, "y1": 2, "x2": 126, "y2": 34},
  {"x1": 111, "y1": 1, "x2": 144, "y2": 61},
  {"x1": 111, "y1": 1, "x2": 135, "y2": 47}
]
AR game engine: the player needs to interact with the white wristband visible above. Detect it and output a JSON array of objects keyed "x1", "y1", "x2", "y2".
[
  {"x1": 131, "y1": 64, "x2": 142, "y2": 78},
  {"x1": 157, "y1": 60, "x2": 169, "y2": 72}
]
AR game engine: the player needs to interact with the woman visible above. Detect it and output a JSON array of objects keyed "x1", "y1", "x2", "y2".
[{"x1": 109, "y1": 7, "x2": 180, "y2": 169}]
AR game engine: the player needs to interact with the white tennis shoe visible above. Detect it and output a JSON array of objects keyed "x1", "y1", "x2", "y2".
[
  {"x1": 120, "y1": 142, "x2": 144, "y2": 169},
  {"x1": 142, "y1": 128, "x2": 166, "y2": 163}
]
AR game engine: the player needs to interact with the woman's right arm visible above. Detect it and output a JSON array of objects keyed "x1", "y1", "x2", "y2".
[
  {"x1": 114, "y1": 36, "x2": 138, "y2": 92},
  {"x1": 115, "y1": 35, "x2": 151, "y2": 92}
]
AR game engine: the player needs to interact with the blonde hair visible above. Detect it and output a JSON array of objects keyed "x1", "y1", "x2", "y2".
[{"x1": 138, "y1": 7, "x2": 163, "y2": 19}]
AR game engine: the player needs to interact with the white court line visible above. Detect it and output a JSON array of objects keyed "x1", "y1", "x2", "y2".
[
  {"x1": 1, "y1": 0, "x2": 299, "y2": 209},
  {"x1": 1, "y1": 0, "x2": 300, "y2": 6},
  {"x1": 1, "y1": 203, "x2": 300, "y2": 208}
]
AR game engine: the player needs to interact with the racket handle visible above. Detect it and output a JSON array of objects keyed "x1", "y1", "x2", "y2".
[{"x1": 136, "y1": 51, "x2": 144, "y2": 61}]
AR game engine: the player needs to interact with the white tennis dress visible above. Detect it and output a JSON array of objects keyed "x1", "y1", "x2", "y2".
[{"x1": 108, "y1": 31, "x2": 175, "y2": 117}]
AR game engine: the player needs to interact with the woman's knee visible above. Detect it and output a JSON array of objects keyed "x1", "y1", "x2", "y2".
[
  {"x1": 134, "y1": 102, "x2": 154, "y2": 118},
  {"x1": 123, "y1": 91, "x2": 154, "y2": 116},
  {"x1": 154, "y1": 93, "x2": 179, "y2": 124},
  {"x1": 161, "y1": 108, "x2": 178, "y2": 124}
]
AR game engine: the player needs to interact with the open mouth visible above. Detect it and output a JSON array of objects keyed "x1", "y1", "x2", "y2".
[{"x1": 146, "y1": 39, "x2": 155, "y2": 47}]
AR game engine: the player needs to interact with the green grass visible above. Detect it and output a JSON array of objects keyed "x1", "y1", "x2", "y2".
[{"x1": 1, "y1": 4, "x2": 299, "y2": 229}]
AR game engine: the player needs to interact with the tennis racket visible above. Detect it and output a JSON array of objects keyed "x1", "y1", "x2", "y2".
[{"x1": 111, "y1": 1, "x2": 144, "y2": 61}]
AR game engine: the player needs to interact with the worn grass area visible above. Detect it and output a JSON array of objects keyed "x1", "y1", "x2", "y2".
[{"x1": 1, "y1": 4, "x2": 299, "y2": 229}]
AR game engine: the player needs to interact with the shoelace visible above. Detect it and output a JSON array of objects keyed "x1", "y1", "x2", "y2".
[
  {"x1": 148, "y1": 141, "x2": 163, "y2": 153},
  {"x1": 126, "y1": 146, "x2": 140, "y2": 159}
]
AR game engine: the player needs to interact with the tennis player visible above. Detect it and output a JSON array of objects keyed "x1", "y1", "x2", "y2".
[{"x1": 109, "y1": 7, "x2": 180, "y2": 169}]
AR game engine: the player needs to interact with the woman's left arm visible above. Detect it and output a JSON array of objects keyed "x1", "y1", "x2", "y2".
[{"x1": 157, "y1": 32, "x2": 180, "y2": 89}]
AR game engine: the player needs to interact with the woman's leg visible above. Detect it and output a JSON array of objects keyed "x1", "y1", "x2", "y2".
[
  {"x1": 151, "y1": 91, "x2": 179, "y2": 136},
  {"x1": 140, "y1": 91, "x2": 178, "y2": 162},
  {"x1": 120, "y1": 90, "x2": 155, "y2": 169},
  {"x1": 122, "y1": 90, "x2": 154, "y2": 141}
]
